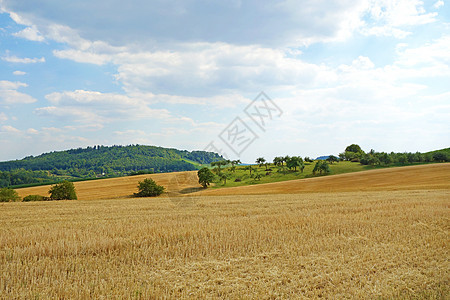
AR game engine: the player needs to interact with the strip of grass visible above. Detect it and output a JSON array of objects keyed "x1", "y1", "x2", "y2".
[{"x1": 210, "y1": 161, "x2": 437, "y2": 188}]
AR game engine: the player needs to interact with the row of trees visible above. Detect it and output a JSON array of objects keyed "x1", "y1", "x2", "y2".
[{"x1": 339, "y1": 144, "x2": 449, "y2": 165}]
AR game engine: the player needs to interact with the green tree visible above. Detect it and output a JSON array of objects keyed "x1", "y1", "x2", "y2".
[
  {"x1": 304, "y1": 157, "x2": 313, "y2": 163},
  {"x1": 198, "y1": 167, "x2": 215, "y2": 188},
  {"x1": 134, "y1": 178, "x2": 165, "y2": 197},
  {"x1": 245, "y1": 165, "x2": 254, "y2": 175},
  {"x1": 220, "y1": 173, "x2": 231, "y2": 185},
  {"x1": 345, "y1": 144, "x2": 363, "y2": 153},
  {"x1": 286, "y1": 156, "x2": 303, "y2": 171},
  {"x1": 326, "y1": 155, "x2": 338, "y2": 164},
  {"x1": 49, "y1": 181, "x2": 77, "y2": 200},
  {"x1": 433, "y1": 152, "x2": 448, "y2": 162},
  {"x1": 0, "y1": 187, "x2": 21, "y2": 202},
  {"x1": 313, "y1": 161, "x2": 331, "y2": 175},
  {"x1": 273, "y1": 157, "x2": 283, "y2": 166},
  {"x1": 256, "y1": 157, "x2": 266, "y2": 168},
  {"x1": 211, "y1": 160, "x2": 229, "y2": 175},
  {"x1": 231, "y1": 160, "x2": 241, "y2": 167}
]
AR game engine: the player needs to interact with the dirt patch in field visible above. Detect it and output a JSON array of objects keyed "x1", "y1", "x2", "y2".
[{"x1": 198, "y1": 163, "x2": 450, "y2": 196}]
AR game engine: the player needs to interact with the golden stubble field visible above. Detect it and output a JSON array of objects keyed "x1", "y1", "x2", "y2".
[{"x1": 2, "y1": 164, "x2": 449, "y2": 298}]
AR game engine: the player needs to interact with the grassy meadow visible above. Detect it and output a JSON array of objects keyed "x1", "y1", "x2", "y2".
[{"x1": 211, "y1": 160, "x2": 395, "y2": 188}]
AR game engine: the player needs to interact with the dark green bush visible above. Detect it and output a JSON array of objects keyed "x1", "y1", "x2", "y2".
[
  {"x1": 134, "y1": 178, "x2": 165, "y2": 197},
  {"x1": 23, "y1": 195, "x2": 49, "y2": 202},
  {"x1": 0, "y1": 187, "x2": 21, "y2": 202},
  {"x1": 49, "y1": 181, "x2": 77, "y2": 200}
]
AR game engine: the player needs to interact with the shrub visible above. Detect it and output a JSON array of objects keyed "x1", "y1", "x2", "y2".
[
  {"x1": 0, "y1": 188, "x2": 21, "y2": 202},
  {"x1": 49, "y1": 181, "x2": 77, "y2": 200},
  {"x1": 23, "y1": 195, "x2": 49, "y2": 202},
  {"x1": 134, "y1": 178, "x2": 165, "y2": 197}
]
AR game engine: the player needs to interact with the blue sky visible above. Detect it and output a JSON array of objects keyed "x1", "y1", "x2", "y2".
[{"x1": 0, "y1": 0, "x2": 449, "y2": 162}]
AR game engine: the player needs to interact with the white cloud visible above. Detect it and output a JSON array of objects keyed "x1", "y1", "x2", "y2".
[
  {"x1": 361, "y1": 0, "x2": 438, "y2": 38},
  {"x1": 395, "y1": 35, "x2": 450, "y2": 67},
  {"x1": 0, "y1": 0, "x2": 369, "y2": 47},
  {"x1": 433, "y1": 1, "x2": 444, "y2": 9},
  {"x1": 26, "y1": 128, "x2": 39, "y2": 134},
  {"x1": 2, "y1": 54, "x2": 45, "y2": 63},
  {"x1": 53, "y1": 49, "x2": 112, "y2": 65},
  {"x1": 13, "y1": 25, "x2": 44, "y2": 41},
  {"x1": 1, "y1": 125, "x2": 21, "y2": 134},
  {"x1": 37, "y1": 90, "x2": 172, "y2": 125},
  {"x1": 0, "y1": 80, "x2": 37, "y2": 104},
  {"x1": 13, "y1": 70, "x2": 26, "y2": 75}
]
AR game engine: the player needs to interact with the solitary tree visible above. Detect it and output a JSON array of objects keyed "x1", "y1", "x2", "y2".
[
  {"x1": 256, "y1": 157, "x2": 266, "y2": 168},
  {"x1": 134, "y1": 178, "x2": 165, "y2": 197},
  {"x1": 198, "y1": 167, "x2": 215, "y2": 188},
  {"x1": 49, "y1": 181, "x2": 77, "y2": 200}
]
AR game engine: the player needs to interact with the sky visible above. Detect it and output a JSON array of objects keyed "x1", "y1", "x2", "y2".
[{"x1": 0, "y1": 0, "x2": 449, "y2": 163}]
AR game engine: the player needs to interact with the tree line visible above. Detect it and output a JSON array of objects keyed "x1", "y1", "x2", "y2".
[
  {"x1": 339, "y1": 144, "x2": 449, "y2": 165},
  {"x1": 197, "y1": 145, "x2": 449, "y2": 188}
]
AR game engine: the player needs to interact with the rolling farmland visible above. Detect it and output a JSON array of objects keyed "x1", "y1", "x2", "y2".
[{"x1": 2, "y1": 163, "x2": 449, "y2": 298}]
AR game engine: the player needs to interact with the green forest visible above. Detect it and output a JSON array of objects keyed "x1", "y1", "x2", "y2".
[{"x1": 0, "y1": 145, "x2": 222, "y2": 188}]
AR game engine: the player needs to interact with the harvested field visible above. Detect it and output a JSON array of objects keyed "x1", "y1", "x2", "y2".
[
  {"x1": 3, "y1": 163, "x2": 449, "y2": 298},
  {"x1": 16, "y1": 171, "x2": 200, "y2": 201},
  {"x1": 1, "y1": 190, "x2": 448, "y2": 298},
  {"x1": 15, "y1": 163, "x2": 450, "y2": 200}
]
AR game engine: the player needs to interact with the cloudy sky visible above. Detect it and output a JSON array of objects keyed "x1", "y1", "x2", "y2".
[{"x1": 0, "y1": 0, "x2": 449, "y2": 162}]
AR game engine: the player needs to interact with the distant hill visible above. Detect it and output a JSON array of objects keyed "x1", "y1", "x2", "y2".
[
  {"x1": 0, "y1": 145, "x2": 222, "y2": 188},
  {"x1": 315, "y1": 156, "x2": 330, "y2": 160}
]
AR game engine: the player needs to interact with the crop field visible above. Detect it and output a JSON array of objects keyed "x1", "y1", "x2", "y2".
[{"x1": 2, "y1": 164, "x2": 449, "y2": 298}]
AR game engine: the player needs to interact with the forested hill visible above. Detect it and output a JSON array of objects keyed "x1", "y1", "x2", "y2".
[{"x1": 0, "y1": 145, "x2": 222, "y2": 188}]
